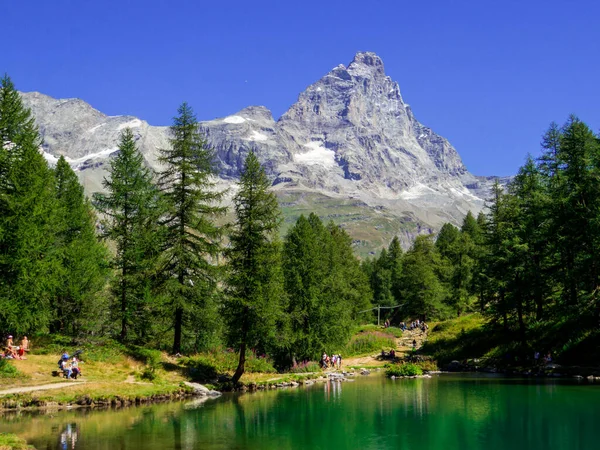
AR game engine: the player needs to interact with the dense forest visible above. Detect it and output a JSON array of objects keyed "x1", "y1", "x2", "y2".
[
  {"x1": 365, "y1": 115, "x2": 600, "y2": 362},
  {"x1": 2, "y1": 74, "x2": 598, "y2": 370}
]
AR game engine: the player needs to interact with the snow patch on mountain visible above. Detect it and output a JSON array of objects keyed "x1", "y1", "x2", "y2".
[
  {"x1": 223, "y1": 115, "x2": 246, "y2": 124},
  {"x1": 294, "y1": 142, "x2": 336, "y2": 167},
  {"x1": 246, "y1": 130, "x2": 268, "y2": 142},
  {"x1": 117, "y1": 119, "x2": 142, "y2": 130}
]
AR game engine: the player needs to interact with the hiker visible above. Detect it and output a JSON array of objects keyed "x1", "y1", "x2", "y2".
[
  {"x1": 337, "y1": 354, "x2": 342, "y2": 369},
  {"x1": 412, "y1": 339, "x2": 417, "y2": 350},
  {"x1": 6, "y1": 335, "x2": 13, "y2": 349}
]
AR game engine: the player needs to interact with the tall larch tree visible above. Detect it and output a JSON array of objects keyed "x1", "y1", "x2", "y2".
[
  {"x1": 158, "y1": 103, "x2": 226, "y2": 354},
  {"x1": 53, "y1": 156, "x2": 109, "y2": 335},
  {"x1": 0, "y1": 75, "x2": 60, "y2": 334},
  {"x1": 225, "y1": 152, "x2": 284, "y2": 384},
  {"x1": 94, "y1": 129, "x2": 163, "y2": 343}
]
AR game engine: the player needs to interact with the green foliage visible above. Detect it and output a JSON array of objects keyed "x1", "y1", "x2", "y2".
[
  {"x1": 399, "y1": 235, "x2": 450, "y2": 320},
  {"x1": 289, "y1": 361, "x2": 321, "y2": 373},
  {"x1": 385, "y1": 363, "x2": 423, "y2": 377},
  {"x1": 0, "y1": 358, "x2": 20, "y2": 378},
  {"x1": 282, "y1": 213, "x2": 372, "y2": 364},
  {"x1": 0, "y1": 75, "x2": 60, "y2": 334},
  {"x1": 342, "y1": 331, "x2": 396, "y2": 356},
  {"x1": 53, "y1": 156, "x2": 110, "y2": 335},
  {"x1": 157, "y1": 102, "x2": 227, "y2": 354},
  {"x1": 94, "y1": 129, "x2": 162, "y2": 343},
  {"x1": 0, "y1": 433, "x2": 34, "y2": 449},
  {"x1": 224, "y1": 152, "x2": 284, "y2": 383}
]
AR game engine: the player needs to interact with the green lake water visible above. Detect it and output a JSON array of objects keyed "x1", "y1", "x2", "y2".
[{"x1": 1, "y1": 374, "x2": 599, "y2": 450}]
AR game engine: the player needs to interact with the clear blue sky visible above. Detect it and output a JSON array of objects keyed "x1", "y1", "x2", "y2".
[{"x1": 3, "y1": 0, "x2": 599, "y2": 176}]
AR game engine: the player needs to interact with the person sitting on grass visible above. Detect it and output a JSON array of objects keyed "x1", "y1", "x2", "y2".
[
  {"x1": 18, "y1": 336, "x2": 29, "y2": 358},
  {"x1": 71, "y1": 357, "x2": 81, "y2": 379},
  {"x1": 59, "y1": 353, "x2": 72, "y2": 378}
]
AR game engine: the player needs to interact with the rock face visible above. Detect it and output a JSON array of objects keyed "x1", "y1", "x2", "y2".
[{"x1": 20, "y1": 52, "x2": 506, "y2": 251}]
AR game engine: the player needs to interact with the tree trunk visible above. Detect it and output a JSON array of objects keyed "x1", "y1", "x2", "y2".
[
  {"x1": 232, "y1": 341, "x2": 246, "y2": 384},
  {"x1": 173, "y1": 306, "x2": 183, "y2": 355}
]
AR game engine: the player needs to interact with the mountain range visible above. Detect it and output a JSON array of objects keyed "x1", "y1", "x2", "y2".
[{"x1": 20, "y1": 52, "x2": 508, "y2": 255}]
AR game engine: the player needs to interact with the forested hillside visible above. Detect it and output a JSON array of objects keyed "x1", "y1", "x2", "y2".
[{"x1": 2, "y1": 74, "x2": 599, "y2": 369}]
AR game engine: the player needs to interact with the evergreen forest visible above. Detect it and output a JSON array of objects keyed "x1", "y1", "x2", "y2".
[{"x1": 2, "y1": 74, "x2": 599, "y2": 371}]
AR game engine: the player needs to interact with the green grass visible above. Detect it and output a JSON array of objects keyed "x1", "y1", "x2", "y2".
[
  {"x1": 354, "y1": 324, "x2": 403, "y2": 338},
  {"x1": 420, "y1": 313, "x2": 502, "y2": 365},
  {"x1": 341, "y1": 330, "x2": 397, "y2": 357},
  {"x1": 385, "y1": 363, "x2": 423, "y2": 377},
  {"x1": 180, "y1": 349, "x2": 277, "y2": 382},
  {"x1": 277, "y1": 190, "x2": 421, "y2": 258},
  {"x1": 0, "y1": 433, "x2": 34, "y2": 450}
]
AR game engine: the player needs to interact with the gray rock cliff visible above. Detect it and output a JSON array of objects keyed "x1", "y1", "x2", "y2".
[{"x1": 20, "y1": 52, "x2": 504, "y2": 251}]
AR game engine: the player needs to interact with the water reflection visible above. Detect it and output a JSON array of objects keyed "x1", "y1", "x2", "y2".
[
  {"x1": 59, "y1": 423, "x2": 79, "y2": 450},
  {"x1": 1, "y1": 375, "x2": 599, "y2": 450}
]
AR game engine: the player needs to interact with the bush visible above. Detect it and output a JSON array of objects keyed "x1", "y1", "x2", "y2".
[
  {"x1": 0, "y1": 433, "x2": 34, "y2": 449},
  {"x1": 385, "y1": 363, "x2": 423, "y2": 377},
  {"x1": 289, "y1": 361, "x2": 321, "y2": 373},
  {"x1": 0, "y1": 359, "x2": 19, "y2": 378}
]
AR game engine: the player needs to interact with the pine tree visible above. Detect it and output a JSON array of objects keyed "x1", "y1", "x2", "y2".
[
  {"x1": 387, "y1": 236, "x2": 403, "y2": 304},
  {"x1": 94, "y1": 129, "x2": 162, "y2": 343},
  {"x1": 225, "y1": 152, "x2": 284, "y2": 383},
  {"x1": 158, "y1": 103, "x2": 226, "y2": 354},
  {"x1": 0, "y1": 75, "x2": 60, "y2": 334},
  {"x1": 398, "y1": 235, "x2": 447, "y2": 320},
  {"x1": 53, "y1": 156, "x2": 109, "y2": 335}
]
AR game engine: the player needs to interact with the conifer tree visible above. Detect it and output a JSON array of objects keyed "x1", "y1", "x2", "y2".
[
  {"x1": 158, "y1": 103, "x2": 226, "y2": 354},
  {"x1": 94, "y1": 129, "x2": 162, "y2": 342},
  {"x1": 0, "y1": 75, "x2": 60, "y2": 334},
  {"x1": 398, "y1": 235, "x2": 447, "y2": 320},
  {"x1": 225, "y1": 152, "x2": 284, "y2": 383},
  {"x1": 53, "y1": 156, "x2": 109, "y2": 335}
]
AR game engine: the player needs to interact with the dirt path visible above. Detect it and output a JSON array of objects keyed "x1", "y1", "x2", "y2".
[{"x1": 0, "y1": 381, "x2": 86, "y2": 396}]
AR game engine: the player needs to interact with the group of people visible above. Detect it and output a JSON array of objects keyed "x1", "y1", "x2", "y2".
[
  {"x1": 2, "y1": 335, "x2": 29, "y2": 359},
  {"x1": 321, "y1": 353, "x2": 342, "y2": 369},
  {"x1": 58, "y1": 353, "x2": 82, "y2": 380},
  {"x1": 398, "y1": 320, "x2": 428, "y2": 333},
  {"x1": 533, "y1": 351, "x2": 553, "y2": 366}
]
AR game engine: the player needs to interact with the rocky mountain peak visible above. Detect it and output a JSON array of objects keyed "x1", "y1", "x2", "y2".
[
  {"x1": 235, "y1": 105, "x2": 274, "y2": 123},
  {"x1": 19, "y1": 51, "x2": 503, "y2": 251},
  {"x1": 347, "y1": 51, "x2": 386, "y2": 78}
]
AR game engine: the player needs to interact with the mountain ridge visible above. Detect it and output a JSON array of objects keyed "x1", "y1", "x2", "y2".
[{"x1": 19, "y1": 51, "x2": 508, "y2": 252}]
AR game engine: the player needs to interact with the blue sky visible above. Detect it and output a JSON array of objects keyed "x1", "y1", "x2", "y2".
[{"x1": 3, "y1": 0, "x2": 599, "y2": 176}]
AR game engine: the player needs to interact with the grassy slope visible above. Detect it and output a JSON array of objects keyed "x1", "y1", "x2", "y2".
[
  {"x1": 421, "y1": 312, "x2": 600, "y2": 370},
  {"x1": 277, "y1": 191, "x2": 420, "y2": 258}
]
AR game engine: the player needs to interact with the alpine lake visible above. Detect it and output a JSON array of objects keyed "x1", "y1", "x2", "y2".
[{"x1": 1, "y1": 373, "x2": 598, "y2": 450}]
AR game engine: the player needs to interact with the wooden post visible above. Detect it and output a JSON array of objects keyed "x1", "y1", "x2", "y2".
[{"x1": 377, "y1": 305, "x2": 380, "y2": 326}]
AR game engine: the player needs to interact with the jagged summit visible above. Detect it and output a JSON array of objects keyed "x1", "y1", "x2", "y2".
[
  {"x1": 347, "y1": 51, "x2": 386, "y2": 77},
  {"x1": 19, "y1": 51, "x2": 503, "y2": 248}
]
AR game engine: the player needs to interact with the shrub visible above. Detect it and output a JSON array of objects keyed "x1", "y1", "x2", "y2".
[
  {"x1": 0, "y1": 433, "x2": 34, "y2": 449},
  {"x1": 0, "y1": 359, "x2": 19, "y2": 378},
  {"x1": 385, "y1": 363, "x2": 423, "y2": 377}
]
